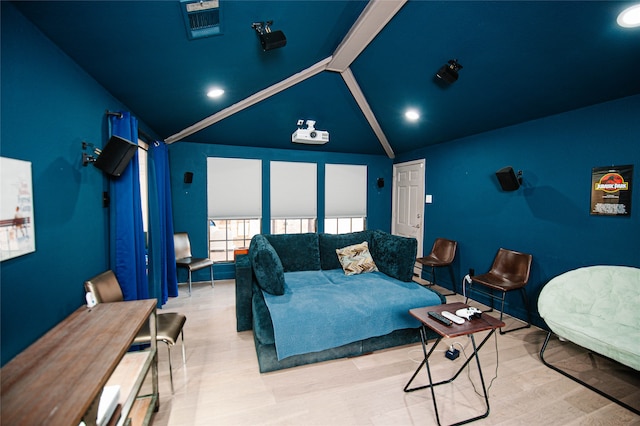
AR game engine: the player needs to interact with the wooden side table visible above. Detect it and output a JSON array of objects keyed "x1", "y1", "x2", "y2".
[
  {"x1": 404, "y1": 302, "x2": 505, "y2": 426},
  {"x1": 1, "y1": 300, "x2": 158, "y2": 426}
]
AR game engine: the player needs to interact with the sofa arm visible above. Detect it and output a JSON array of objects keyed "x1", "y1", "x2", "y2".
[
  {"x1": 371, "y1": 230, "x2": 417, "y2": 282},
  {"x1": 235, "y1": 254, "x2": 253, "y2": 331}
]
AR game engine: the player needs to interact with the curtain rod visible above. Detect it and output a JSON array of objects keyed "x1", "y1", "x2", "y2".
[
  {"x1": 138, "y1": 129, "x2": 154, "y2": 144},
  {"x1": 105, "y1": 110, "x2": 123, "y2": 119},
  {"x1": 105, "y1": 109, "x2": 154, "y2": 148}
]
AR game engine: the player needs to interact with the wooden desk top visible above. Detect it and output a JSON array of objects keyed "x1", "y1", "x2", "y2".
[
  {"x1": 410, "y1": 302, "x2": 505, "y2": 339},
  {"x1": 1, "y1": 299, "x2": 156, "y2": 426}
]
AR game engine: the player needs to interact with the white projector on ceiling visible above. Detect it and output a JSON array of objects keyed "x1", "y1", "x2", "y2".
[{"x1": 292, "y1": 120, "x2": 329, "y2": 145}]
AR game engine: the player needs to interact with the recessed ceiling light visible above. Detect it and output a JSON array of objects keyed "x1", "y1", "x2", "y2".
[
  {"x1": 207, "y1": 88, "x2": 225, "y2": 98},
  {"x1": 617, "y1": 4, "x2": 640, "y2": 28},
  {"x1": 405, "y1": 109, "x2": 420, "y2": 122}
]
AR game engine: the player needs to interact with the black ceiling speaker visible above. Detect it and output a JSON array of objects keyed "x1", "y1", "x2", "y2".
[
  {"x1": 259, "y1": 30, "x2": 286, "y2": 51},
  {"x1": 252, "y1": 21, "x2": 286, "y2": 51},
  {"x1": 495, "y1": 166, "x2": 523, "y2": 191},
  {"x1": 435, "y1": 59, "x2": 463, "y2": 84},
  {"x1": 93, "y1": 135, "x2": 138, "y2": 177}
]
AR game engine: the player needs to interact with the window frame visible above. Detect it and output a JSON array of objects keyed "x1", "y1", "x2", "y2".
[{"x1": 208, "y1": 218, "x2": 261, "y2": 262}]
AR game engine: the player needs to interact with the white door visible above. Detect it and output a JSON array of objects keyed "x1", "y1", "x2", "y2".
[{"x1": 392, "y1": 159, "x2": 425, "y2": 257}]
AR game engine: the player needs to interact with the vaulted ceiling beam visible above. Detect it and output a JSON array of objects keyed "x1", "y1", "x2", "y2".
[
  {"x1": 327, "y1": 0, "x2": 407, "y2": 73},
  {"x1": 341, "y1": 67, "x2": 395, "y2": 158},
  {"x1": 327, "y1": 0, "x2": 406, "y2": 158},
  {"x1": 165, "y1": 57, "x2": 332, "y2": 144},
  {"x1": 165, "y1": 0, "x2": 407, "y2": 156}
]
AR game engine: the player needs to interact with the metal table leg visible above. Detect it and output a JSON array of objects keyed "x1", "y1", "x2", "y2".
[{"x1": 404, "y1": 325, "x2": 497, "y2": 425}]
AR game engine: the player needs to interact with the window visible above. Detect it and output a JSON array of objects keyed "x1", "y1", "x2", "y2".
[
  {"x1": 270, "y1": 161, "x2": 317, "y2": 234},
  {"x1": 324, "y1": 164, "x2": 367, "y2": 234},
  {"x1": 324, "y1": 217, "x2": 365, "y2": 234},
  {"x1": 207, "y1": 158, "x2": 262, "y2": 262},
  {"x1": 209, "y1": 218, "x2": 260, "y2": 262},
  {"x1": 271, "y1": 218, "x2": 316, "y2": 234}
]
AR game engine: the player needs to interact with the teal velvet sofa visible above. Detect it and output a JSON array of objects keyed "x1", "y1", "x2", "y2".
[{"x1": 235, "y1": 230, "x2": 446, "y2": 373}]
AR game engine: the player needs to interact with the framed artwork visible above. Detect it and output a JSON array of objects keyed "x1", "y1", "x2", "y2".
[
  {"x1": 1, "y1": 157, "x2": 36, "y2": 261},
  {"x1": 590, "y1": 165, "x2": 633, "y2": 216}
]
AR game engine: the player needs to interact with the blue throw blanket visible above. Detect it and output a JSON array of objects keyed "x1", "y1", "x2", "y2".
[{"x1": 262, "y1": 269, "x2": 443, "y2": 360}]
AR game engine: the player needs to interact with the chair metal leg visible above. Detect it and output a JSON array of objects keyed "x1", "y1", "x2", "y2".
[
  {"x1": 166, "y1": 342, "x2": 174, "y2": 394},
  {"x1": 180, "y1": 330, "x2": 186, "y2": 365},
  {"x1": 210, "y1": 265, "x2": 214, "y2": 288},
  {"x1": 489, "y1": 288, "x2": 495, "y2": 311},
  {"x1": 520, "y1": 287, "x2": 532, "y2": 325},
  {"x1": 163, "y1": 333, "x2": 185, "y2": 395},
  {"x1": 426, "y1": 265, "x2": 455, "y2": 296},
  {"x1": 466, "y1": 283, "x2": 530, "y2": 334},
  {"x1": 466, "y1": 282, "x2": 495, "y2": 310},
  {"x1": 540, "y1": 332, "x2": 640, "y2": 415},
  {"x1": 447, "y1": 264, "x2": 456, "y2": 295},
  {"x1": 187, "y1": 270, "x2": 192, "y2": 296},
  {"x1": 419, "y1": 265, "x2": 436, "y2": 287},
  {"x1": 464, "y1": 281, "x2": 478, "y2": 304},
  {"x1": 498, "y1": 288, "x2": 531, "y2": 335}
]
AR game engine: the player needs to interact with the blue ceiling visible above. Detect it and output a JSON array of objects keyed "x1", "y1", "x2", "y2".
[{"x1": 13, "y1": 1, "x2": 640, "y2": 157}]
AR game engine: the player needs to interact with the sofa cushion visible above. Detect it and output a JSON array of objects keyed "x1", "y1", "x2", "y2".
[
  {"x1": 336, "y1": 241, "x2": 379, "y2": 275},
  {"x1": 371, "y1": 230, "x2": 417, "y2": 282},
  {"x1": 319, "y1": 231, "x2": 373, "y2": 270},
  {"x1": 249, "y1": 235, "x2": 285, "y2": 295},
  {"x1": 265, "y1": 233, "x2": 321, "y2": 272}
]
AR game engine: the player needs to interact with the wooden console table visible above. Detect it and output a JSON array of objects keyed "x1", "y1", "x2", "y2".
[{"x1": 1, "y1": 299, "x2": 158, "y2": 426}]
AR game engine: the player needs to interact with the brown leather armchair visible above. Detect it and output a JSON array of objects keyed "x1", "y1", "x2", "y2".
[
  {"x1": 416, "y1": 238, "x2": 458, "y2": 296},
  {"x1": 174, "y1": 232, "x2": 214, "y2": 296},
  {"x1": 85, "y1": 270, "x2": 187, "y2": 393},
  {"x1": 465, "y1": 248, "x2": 532, "y2": 334}
]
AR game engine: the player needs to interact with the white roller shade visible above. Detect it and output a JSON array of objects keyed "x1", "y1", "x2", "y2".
[
  {"x1": 207, "y1": 157, "x2": 262, "y2": 218},
  {"x1": 270, "y1": 161, "x2": 317, "y2": 219},
  {"x1": 325, "y1": 164, "x2": 367, "y2": 218}
]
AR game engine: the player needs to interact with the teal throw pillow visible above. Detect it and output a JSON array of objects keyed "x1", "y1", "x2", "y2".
[{"x1": 249, "y1": 235, "x2": 285, "y2": 295}]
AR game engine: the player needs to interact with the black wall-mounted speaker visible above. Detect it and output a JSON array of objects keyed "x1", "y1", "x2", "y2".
[
  {"x1": 435, "y1": 65, "x2": 459, "y2": 84},
  {"x1": 259, "y1": 30, "x2": 287, "y2": 51},
  {"x1": 377, "y1": 177, "x2": 385, "y2": 188},
  {"x1": 93, "y1": 135, "x2": 138, "y2": 177},
  {"x1": 495, "y1": 166, "x2": 522, "y2": 191},
  {"x1": 184, "y1": 172, "x2": 193, "y2": 184}
]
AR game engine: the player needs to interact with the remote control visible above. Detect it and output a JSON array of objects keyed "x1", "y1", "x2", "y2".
[
  {"x1": 442, "y1": 311, "x2": 465, "y2": 325},
  {"x1": 428, "y1": 311, "x2": 452, "y2": 326}
]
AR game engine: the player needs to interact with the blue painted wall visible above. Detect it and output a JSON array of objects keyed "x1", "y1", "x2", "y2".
[
  {"x1": 0, "y1": 3, "x2": 151, "y2": 365},
  {"x1": 397, "y1": 95, "x2": 640, "y2": 327},
  {"x1": 168, "y1": 142, "x2": 394, "y2": 280},
  {"x1": 3, "y1": 0, "x2": 638, "y2": 366}
]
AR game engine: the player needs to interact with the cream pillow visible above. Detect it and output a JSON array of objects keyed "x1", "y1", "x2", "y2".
[{"x1": 336, "y1": 241, "x2": 379, "y2": 276}]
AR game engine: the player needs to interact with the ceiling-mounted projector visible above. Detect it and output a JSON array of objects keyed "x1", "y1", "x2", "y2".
[{"x1": 292, "y1": 119, "x2": 329, "y2": 145}]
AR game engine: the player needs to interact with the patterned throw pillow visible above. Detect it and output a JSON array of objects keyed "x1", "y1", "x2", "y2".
[{"x1": 336, "y1": 241, "x2": 379, "y2": 276}]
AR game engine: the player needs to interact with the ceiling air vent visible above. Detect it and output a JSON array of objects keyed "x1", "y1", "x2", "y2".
[{"x1": 180, "y1": 0, "x2": 222, "y2": 40}]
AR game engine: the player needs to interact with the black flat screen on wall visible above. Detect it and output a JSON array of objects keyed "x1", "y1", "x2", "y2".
[{"x1": 93, "y1": 135, "x2": 137, "y2": 177}]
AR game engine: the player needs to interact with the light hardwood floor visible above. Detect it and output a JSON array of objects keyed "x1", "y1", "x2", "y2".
[{"x1": 150, "y1": 279, "x2": 639, "y2": 426}]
